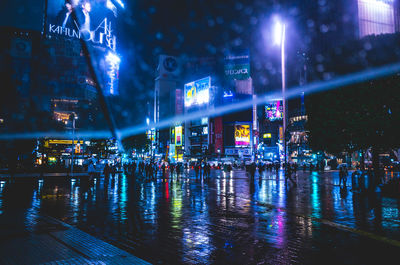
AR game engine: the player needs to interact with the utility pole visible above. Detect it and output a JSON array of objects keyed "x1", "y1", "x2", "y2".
[{"x1": 70, "y1": 113, "x2": 76, "y2": 177}]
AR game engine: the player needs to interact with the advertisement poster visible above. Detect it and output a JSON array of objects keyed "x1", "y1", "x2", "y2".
[
  {"x1": 46, "y1": 0, "x2": 120, "y2": 96},
  {"x1": 47, "y1": 0, "x2": 117, "y2": 51},
  {"x1": 184, "y1": 76, "x2": 211, "y2": 107},
  {"x1": 224, "y1": 49, "x2": 250, "y2": 80},
  {"x1": 265, "y1": 101, "x2": 283, "y2": 121},
  {"x1": 175, "y1": 126, "x2": 182, "y2": 146},
  {"x1": 234, "y1": 124, "x2": 250, "y2": 146}
]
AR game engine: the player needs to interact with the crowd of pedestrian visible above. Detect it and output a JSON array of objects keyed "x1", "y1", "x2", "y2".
[{"x1": 95, "y1": 158, "x2": 391, "y2": 196}]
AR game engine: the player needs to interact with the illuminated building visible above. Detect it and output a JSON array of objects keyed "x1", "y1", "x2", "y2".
[
  {"x1": 0, "y1": 1, "x2": 123, "y2": 166},
  {"x1": 154, "y1": 54, "x2": 182, "y2": 161},
  {"x1": 183, "y1": 77, "x2": 214, "y2": 159}
]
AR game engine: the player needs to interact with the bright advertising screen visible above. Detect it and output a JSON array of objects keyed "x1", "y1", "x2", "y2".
[
  {"x1": 47, "y1": 0, "x2": 118, "y2": 51},
  {"x1": 265, "y1": 101, "x2": 283, "y2": 121},
  {"x1": 175, "y1": 126, "x2": 182, "y2": 146},
  {"x1": 234, "y1": 125, "x2": 250, "y2": 146},
  {"x1": 184, "y1": 76, "x2": 210, "y2": 107},
  {"x1": 47, "y1": 0, "x2": 120, "y2": 96}
]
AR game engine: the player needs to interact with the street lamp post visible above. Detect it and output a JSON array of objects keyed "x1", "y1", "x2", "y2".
[
  {"x1": 70, "y1": 113, "x2": 76, "y2": 177},
  {"x1": 274, "y1": 19, "x2": 287, "y2": 166}
]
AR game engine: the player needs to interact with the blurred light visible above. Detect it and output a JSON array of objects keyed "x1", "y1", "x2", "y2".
[
  {"x1": 115, "y1": 0, "x2": 125, "y2": 8},
  {"x1": 263, "y1": 133, "x2": 272, "y2": 138},
  {"x1": 223, "y1": 91, "x2": 233, "y2": 97},
  {"x1": 146, "y1": 117, "x2": 150, "y2": 125},
  {"x1": 106, "y1": 51, "x2": 121, "y2": 64},
  {"x1": 273, "y1": 18, "x2": 284, "y2": 46}
]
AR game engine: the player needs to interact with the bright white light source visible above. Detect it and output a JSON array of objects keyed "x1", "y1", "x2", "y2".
[
  {"x1": 115, "y1": 0, "x2": 125, "y2": 8},
  {"x1": 273, "y1": 19, "x2": 283, "y2": 46},
  {"x1": 106, "y1": 51, "x2": 121, "y2": 64}
]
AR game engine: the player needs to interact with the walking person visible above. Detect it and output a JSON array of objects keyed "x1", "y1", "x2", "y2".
[
  {"x1": 103, "y1": 163, "x2": 110, "y2": 179},
  {"x1": 285, "y1": 164, "x2": 296, "y2": 185},
  {"x1": 343, "y1": 165, "x2": 348, "y2": 186},
  {"x1": 206, "y1": 163, "x2": 211, "y2": 179},
  {"x1": 249, "y1": 162, "x2": 256, "y2": 179},
  {"x1": 258, "y1": 162, "x2": 263, "y2": 178},
  {"x1": 274, "y1": 162, "x2": 280, "y2": 177},
  {"x1": 339, "y1": 165, "x2": 348, "y2": 187},
  {"x1": 194, "y1": 162, "x2": 200, "y2": 178},
  {"x1": 170, "y1": 163, "x2": 175, "y2": 179},
  {"x1": 351, "y1": 166, "x2": 361, "y2": 192},
  {"x1": 88, "y1": 160, "x2": 96, "y2": 181},
  {"x1": 339, "y1": 166, "x2": 344, "y2": 186}
]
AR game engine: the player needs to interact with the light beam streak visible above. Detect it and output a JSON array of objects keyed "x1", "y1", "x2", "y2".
[{"x1": 1, "y1": 62, "x2": 400, "y2": 140}]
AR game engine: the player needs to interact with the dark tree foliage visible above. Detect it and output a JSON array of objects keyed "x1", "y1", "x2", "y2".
[
  {"x1": 122, "y1": 133, "x2": 150, "y2": 154},
  {"x1": 306, "y1": 33, "x2": 400, "y2": 166},
  {"x1": 307, "y1": 75, "x2": 400, "y2": 156}
]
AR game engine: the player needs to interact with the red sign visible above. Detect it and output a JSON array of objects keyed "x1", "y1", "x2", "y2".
[{"x1": 214, "y1": 117, "x2": 223, "y2": 154}]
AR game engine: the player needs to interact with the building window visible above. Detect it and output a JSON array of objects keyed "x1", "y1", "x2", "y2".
[{"x1": 358, "y1": 0, "x2": 395, "y2": 37}]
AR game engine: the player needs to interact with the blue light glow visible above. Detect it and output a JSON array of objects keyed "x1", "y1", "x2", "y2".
[
  {"x1": 105, "y1": 51, "x2": 121, "y2": 95},
  {"x1": 1, "y1": 62, "x2": 400, "y2": 140},
  {"x1": 114, "y1": 0, "x2": 125, "y2": 9},
  {"x1": 223, "y1": 90, "x2": 234, "y2": 97}
]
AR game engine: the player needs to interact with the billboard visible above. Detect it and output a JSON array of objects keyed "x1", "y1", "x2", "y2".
[
  {"x1": 279, "y1": 126, "x2": 284, "y2": 141},
  {"x1": 47, "y1": 0, "x2": 118, "y2": 51},
  {"x1": 47, "y1": 0, "x2": 120, "y2": 96},
  {"x1": 224, "y1": 49, "x2": 250, "y2": 80},
  {"x1": 104, "y1": 51, "x2": 120, "y2": 95},
  {"x1": 184, "y1": 76, "x2": 211, "y2": 107},
  {"x1": 265, "y1": 101, "x2": 283, "y2": 121},
  {"x1": 175, "y1": 126, "x2": 182, "y2": 146},
  {"x1": 234, "y1": 125, "x2": 250, "y2": 146}
]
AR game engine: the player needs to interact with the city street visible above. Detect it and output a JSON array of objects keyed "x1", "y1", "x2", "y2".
[{"x1": 1, "y1": 169, "x2": 400, "y2": 264}]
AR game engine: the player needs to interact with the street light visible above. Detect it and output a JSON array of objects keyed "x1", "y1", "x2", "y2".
[
  {"x1": 273, "y1": 17, "x2": 287, "y2": 166},
  {"x1": 69, "y1": 113, "x2": 78, "y2": 176}
]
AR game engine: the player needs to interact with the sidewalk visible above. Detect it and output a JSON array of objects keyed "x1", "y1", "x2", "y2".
[{"x1": 0, "y1": 215, "x2": 150, "y2": 265}]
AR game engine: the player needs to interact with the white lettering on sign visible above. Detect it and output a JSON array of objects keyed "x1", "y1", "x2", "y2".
[
  {"x1": 49, "y1": 17, "x2": 116, "y2": 51},
  {"x1": 225, "y1": 68, "x2": 248, "y2": 75}
]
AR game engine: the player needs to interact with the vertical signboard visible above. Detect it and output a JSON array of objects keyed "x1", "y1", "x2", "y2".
[
  {"x1": 279, "y1": 126, "x2": 284, "y2": 141},
  {"x1": 47, "y1": 0, "x2": 118, "y2": 51},
  {"x1": 214, "y1": 117, "x2": 223, "y2": 154},
  {"x1": 46, "y1": 0, "x2": 120, "y2": 96},
  {"x1": 175, "y1": 126, "x2": 182, "y2": 146},
  {"x1": 175, "y1": 89, "x2": 183, "y2": 115},
  {"x1": 234, "y1": 124, "x2": 250, "y2": 146},
  {"x1": 224, "y1": 49, "x2": 250, "y2": 80}
]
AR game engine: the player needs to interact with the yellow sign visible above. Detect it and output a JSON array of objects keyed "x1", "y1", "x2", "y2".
[
  {"x1": 75, "y1": 144, "x2": 81, "y2": 154},
  {"x1": 279, "y1": 126, "x2": 284, "y2": 141},
  {"x1": 186, "y1": 85, "x2": 196, "y2": 100},
  {"x1": 48, "y1": 140, "x2": 83, "y2": 145},
  {"x1": 263, "y1": 133, "x2": 272, "y2": 139},
  {"x1": 234, "y1": 125, "x2": 250, "y2": 146}
]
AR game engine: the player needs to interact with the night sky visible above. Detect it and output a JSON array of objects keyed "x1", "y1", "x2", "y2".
[{"x1": 0, "y1": 0, "x2": 349, "y2": 127}]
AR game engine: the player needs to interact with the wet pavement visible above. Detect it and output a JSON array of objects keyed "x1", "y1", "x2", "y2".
[{"x1": 1, "y1": 169, "x2": 400, "y2": 264}]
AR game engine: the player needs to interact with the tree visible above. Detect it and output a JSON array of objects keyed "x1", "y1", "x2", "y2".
[
  {"x1": 122, "y1": 133, "x2": 150, "y2": 156},
  {"x1": 306, "y1": 33, "x2": 400, "y2": 183},
  {"x1": 307, "y1": 75, "x2": 400, "y2": 174}
]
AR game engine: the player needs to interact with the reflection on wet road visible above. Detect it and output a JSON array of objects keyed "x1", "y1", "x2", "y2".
[{"x1": 1, "y1": 170, "x2": 400, "y2": 264}]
